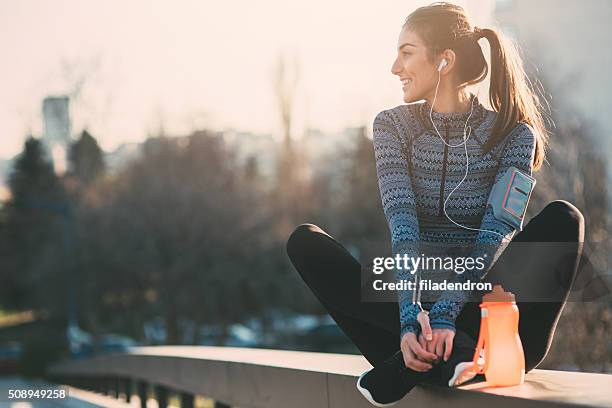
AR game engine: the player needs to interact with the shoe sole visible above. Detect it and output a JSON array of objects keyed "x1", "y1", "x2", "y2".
[
  {"x1": 448, "y1": 362, "x2": 478, "y2": 387},
  {"x1": 356, "y1": 370, "x2": 399, "y2": 407}
]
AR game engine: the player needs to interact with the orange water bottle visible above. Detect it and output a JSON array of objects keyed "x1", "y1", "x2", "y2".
[{"x1": 472, "y1": 284, "x2": 525, "y2": 386}]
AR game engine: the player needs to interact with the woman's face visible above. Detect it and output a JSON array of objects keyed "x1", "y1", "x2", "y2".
[{"x1": 391, "y1": 27, "x2": 439, "y2": 103}]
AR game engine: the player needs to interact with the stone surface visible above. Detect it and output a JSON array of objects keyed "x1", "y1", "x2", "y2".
[{"x1": 48, "y1": 346, "x2": 612, "y2": 408}]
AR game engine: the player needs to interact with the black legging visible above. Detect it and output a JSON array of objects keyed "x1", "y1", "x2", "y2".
[{"x1": 286, "y1": 200, "x2": 585, "y2": 373}]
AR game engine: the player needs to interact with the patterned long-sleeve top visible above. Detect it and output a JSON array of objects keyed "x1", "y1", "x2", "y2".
[{"x1": 372, "y1": 93, "x2": 536, "y2": 340}]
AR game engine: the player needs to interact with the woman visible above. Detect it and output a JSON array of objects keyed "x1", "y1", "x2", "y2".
[{"x1": 286, "y1": 2, "x2": 584, "y2": 406}]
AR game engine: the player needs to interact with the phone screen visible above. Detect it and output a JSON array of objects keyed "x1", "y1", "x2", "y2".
[{"x1": 503, "y1": 171, "x2": 535, "y2": 219}]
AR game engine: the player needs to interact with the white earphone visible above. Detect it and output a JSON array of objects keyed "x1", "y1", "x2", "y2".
[{"x1": 437, "y1": 58, "x2": 448, "y2": 72}]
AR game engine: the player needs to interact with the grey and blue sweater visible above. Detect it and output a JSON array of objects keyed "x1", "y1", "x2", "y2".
[{"x1": 372, "y1": 94, "x2": 536, "y2": 340}]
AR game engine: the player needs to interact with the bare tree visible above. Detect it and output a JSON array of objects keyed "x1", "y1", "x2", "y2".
[{"x1": 271, "y1": 50, "x2": 315, "y2": 238}]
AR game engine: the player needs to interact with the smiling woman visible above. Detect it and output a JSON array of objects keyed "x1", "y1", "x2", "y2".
[{"x1": 286, "y1": 2, "x2": 585, "y2": 407}]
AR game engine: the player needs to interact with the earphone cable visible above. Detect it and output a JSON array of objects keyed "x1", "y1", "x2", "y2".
[
  {"x1": 429, "y1": 67, "x2": 510, "y2": 243},
  {"x1": 412, "y1": 67, "x2": 512, "y2": 307}
]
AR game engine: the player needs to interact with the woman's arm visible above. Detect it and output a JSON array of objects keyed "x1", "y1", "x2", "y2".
[
  {"x1": 427, "y1": 122, "x2": 537, "y2": 331},
  {"x1": 372, "y1": 109, "x2": 423, "y2": 339}
]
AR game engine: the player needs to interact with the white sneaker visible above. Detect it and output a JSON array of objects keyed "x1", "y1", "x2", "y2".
[
  {"x1": 356, "y1": 369, "x2": 399, "y2": 407},
  {"x1": 447, "y1": 361, "x2": 478, "y2": 387}
]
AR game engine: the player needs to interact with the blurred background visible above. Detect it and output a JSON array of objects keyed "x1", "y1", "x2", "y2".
[{"x1": 0, "y1": 0, "x2": 610, "y2": 378}]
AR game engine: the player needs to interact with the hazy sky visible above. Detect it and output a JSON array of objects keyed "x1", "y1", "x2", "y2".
[{"x1": 0, "y1": 0, "x2": 493, "y2": 158}]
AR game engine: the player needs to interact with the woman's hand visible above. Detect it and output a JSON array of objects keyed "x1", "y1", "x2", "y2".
[
  {"x1": 418, "y1": 329, "x2": 455, "y2": 362},
  {"x1": 400, "y1": 331, "x2": 438, "y2": 372},
  {"x1": 417, "y1": 317, "x2": 455, "y2": 362}
]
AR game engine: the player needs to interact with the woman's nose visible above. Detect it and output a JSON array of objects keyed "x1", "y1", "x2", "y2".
[{"x1": 391, "y1": 58, "x2": 401, "y2": 76}]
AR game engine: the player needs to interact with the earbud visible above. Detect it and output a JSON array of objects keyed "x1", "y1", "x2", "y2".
[{"x1": 437, "y1": 59, "x2": 448, "y2": 72}]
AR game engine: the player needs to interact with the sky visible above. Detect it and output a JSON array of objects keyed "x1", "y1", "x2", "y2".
[{"x1": 0, "y1": 0, "x2": 493, "y2": 159}]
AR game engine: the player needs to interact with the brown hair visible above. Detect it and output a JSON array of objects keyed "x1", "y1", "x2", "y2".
[{"x1": 403, "y1": 2, "x2": 548, "y2": 170}]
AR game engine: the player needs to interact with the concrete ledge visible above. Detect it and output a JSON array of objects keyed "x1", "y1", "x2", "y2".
[{"x1": 48, "y1": 346, "x2": 612, "y2": 408}]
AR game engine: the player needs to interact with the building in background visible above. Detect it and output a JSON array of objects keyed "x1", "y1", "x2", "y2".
[{"x1": 42, "y1": 96, "x2": 71, "y2": 175}]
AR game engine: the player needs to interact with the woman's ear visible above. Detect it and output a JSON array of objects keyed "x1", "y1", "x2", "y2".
[{"x1": 439, "y1": 49, "x2": 457, "y2": 75}]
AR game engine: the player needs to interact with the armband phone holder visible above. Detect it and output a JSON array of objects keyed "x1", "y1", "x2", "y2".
[{"x1": 487, "y1": 166, "x2": 536, "y2": 231}]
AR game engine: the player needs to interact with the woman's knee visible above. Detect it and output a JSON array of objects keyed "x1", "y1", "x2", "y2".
[
  {"x1": 539, "y1": 200, "x2": 585, "y2": 241},
  {"x1": 286, "y1": 223, "x2": 325, "y2": 261},
  {"x1": 543, "y1": 200, "x2": 584, "y2": 225}
]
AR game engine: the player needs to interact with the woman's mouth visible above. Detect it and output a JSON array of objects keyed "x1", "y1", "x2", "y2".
[{"x1": 401, "y1": 78, "x2": 412, "y2": 90}]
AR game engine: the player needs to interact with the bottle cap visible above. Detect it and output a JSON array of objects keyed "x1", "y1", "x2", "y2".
[{"x1": 482, "y1": 284, "x2": 516, "y2": 303}]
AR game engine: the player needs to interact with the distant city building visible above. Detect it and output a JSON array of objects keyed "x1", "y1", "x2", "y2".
[
  {"x1": 42, "y1": 96, "x2": 71, "y2": 174},
  {"x1": 42, "y1": 96, "x2": 71, "y2": 145},
  {"x1": 222, "y1": 129, "x2": 278, "y2": 184},
  {"x1": 104, "y1": 142, "x2": 143, "y2": 173}
]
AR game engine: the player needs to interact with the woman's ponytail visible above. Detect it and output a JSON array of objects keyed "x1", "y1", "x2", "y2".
[{"x1": 480, "y1": 27, "x2": 548, "y2": 170}]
